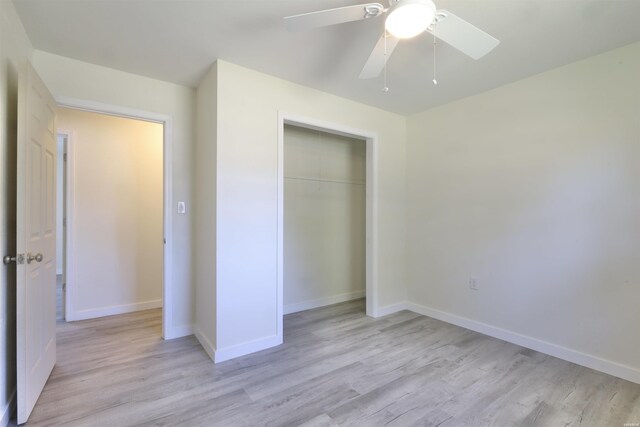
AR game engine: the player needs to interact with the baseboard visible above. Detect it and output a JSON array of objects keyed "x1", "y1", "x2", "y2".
[
  {"x1": 164, "y1": 324, "x2": 193, "y2": 340},
  {"x1": 372, "y1": 302, "x2": 409, "y2": 318},
  {"x1": 1, "y1": 389, "x2": 15, "y2": 427},
  {"x1": 70, "y1": 299, "x2": 163, "y2": 321},
  {"x1": 404, "y1": 302, "x2": 640, "y2": 385},
  {"x1": 194, "y1": 326, "x2": 216, "y2": 361},
  {"x1": 284, "y1": 290, "x2": 365, "y2": 315},
  {"x1": 214, "y1": 334, "x2": 282, "y2": 363}
]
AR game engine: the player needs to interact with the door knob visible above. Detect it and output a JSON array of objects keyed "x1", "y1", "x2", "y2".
[
  {"x1": 3, "y1": 254, "x2": 25, "y2": 265},
  {"x1": 26, "y1": 253, "x2": 43, "y2": 264}
]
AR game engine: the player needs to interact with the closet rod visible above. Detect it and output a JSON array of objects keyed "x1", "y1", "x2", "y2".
[{"x1": 284, "y1": 176, "x2": 365, "y2": 186}]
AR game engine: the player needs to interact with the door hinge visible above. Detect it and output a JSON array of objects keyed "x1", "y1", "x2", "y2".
[
  {"x1": 62, "y1": 282, "x2": 66, "y2": 291},
  {"x1": 3, "y1": 253, "x2": 25, "y2": 265},
  {"x1": 63, "y1": 153, "x2": 67, "y2": 162},
  {"x1": 63, "y1": 217, "x2": 67, "y2": 227}
]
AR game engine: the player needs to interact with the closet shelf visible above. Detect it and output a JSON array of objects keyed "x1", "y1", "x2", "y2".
[{"x1": 284, "y1": 176, "x2": 365, "y2": 186}]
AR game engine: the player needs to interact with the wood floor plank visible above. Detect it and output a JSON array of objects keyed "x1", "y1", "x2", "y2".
[{"x1": 16, "y1": 299, "x2": 640, "y2": 426}]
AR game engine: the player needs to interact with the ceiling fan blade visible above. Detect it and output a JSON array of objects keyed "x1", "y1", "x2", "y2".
[
  {"x1": 359, "y1": 33, "x2": 399, "y2": 79},
  {"x1": 284, "y1": 3, "x2": 384, "y2": 32},
  {"x1": 426, "y1": 10, "x2": 499, "y2": 60}
]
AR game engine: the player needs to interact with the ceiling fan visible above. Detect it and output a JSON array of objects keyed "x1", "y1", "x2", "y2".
[{"x1": 284, "y1": 0, "x2": 499, "y2": 80}]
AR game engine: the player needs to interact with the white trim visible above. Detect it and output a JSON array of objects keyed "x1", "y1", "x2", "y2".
[
  {"x1": 194, "y1": 326, "x2": 216, "y2": 361},
  {"x1": 0, "y1": 389, "x2": 15, "y2": 427},
  {"x1": 56, "y1": 96, "x2": 170, "y2": 124},
  {"x1": 55, "y1": 97, "x2": 173, "y2": 339},
  {"x1": 373, "y1": 302, "x2": 409, "y2": 318},
  {"x1": 284, "y1": 290, "x2": 365, "y2": 315},
  {"x1": 57, "y1": 130, "x2": 74, "y2": 323},
  {"x1": 214, "y1": 335, "x2": 282, "y2": 363},
  {"x1": 72, "y1": 299, "x2": 163, "y2": 321},
  {"x1": 277, "y1": 112, "x2": 380, "y2": 344},
  {"x1": 365, "y1": 131, "x2": 379, "y2": 318},
  {"x1": 277, "y1": 114, "x2": 284, "y2": 342},
  {"x1": 164, "y1": 324, "x2": 193, "y2": 340},
  {"x1": 162, "y1": 118, "x2": 174, "y2": 342},
  {"x1": 403, "y1": 302, "x2": 640, "y2": 385},
  {"x1": 196, "y1": 330, "x2": 283, "y2": 366}
]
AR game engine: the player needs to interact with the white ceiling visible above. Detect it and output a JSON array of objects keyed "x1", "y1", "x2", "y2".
[{"x1": 13, "y1": 0, "x2": 640, "y2": 115}]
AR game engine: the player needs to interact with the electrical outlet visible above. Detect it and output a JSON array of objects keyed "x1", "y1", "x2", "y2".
[{"x1": 469, "y1": 278, "x2": 479, "y2": 290}]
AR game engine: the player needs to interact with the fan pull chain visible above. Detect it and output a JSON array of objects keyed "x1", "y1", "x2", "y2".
[
  {"x1": 382, "y1": 30, "x2": 389, "y2": 93},
  {"x1": 432, "y1": 27, "x2": 438, "y2": 85}
]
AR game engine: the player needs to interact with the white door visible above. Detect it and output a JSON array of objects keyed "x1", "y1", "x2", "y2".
[{"x1": 16, "y1": 62, "x2": 57, "y2": 424}]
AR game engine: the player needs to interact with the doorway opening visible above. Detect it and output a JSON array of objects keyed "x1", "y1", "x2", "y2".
[
  {"x1": 277, "y1": 113, "x2": 379, "y2": 342},
  {"x1": 55, "y1": 103, "x2": 171, "y2": 337}
]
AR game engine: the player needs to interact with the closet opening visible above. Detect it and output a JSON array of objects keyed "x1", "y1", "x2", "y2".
[{"x1": 277, "y1": 114, "x2": 379, "y2": 342}]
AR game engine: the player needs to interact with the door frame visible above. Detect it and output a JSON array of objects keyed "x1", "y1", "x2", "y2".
[
  {"x1": 55, "y1": 96, "x2": 174, "y2": 339},
  {"x1": 56, "y1": 131, "x2": 69, "y2": 321},
  {"x1": 277, "y1": 112, "x2": 380, "y2": 340}
]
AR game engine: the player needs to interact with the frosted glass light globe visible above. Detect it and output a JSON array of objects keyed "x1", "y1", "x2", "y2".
[{"x1": 385, "y1": 0, "x2": 436, "y2": 39}]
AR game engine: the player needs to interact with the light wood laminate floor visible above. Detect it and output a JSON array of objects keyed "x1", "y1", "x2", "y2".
[{"x1": 22, "y1": 299, "x2": 640, "y2": 426}]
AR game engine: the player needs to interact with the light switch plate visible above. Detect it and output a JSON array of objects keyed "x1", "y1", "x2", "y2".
[{"x1": 177, "y1": 201, "x2": 186, "y2": 214}]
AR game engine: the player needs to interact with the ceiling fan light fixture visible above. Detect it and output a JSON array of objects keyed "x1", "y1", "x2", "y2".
[{"x1": 385, "y1": 0, "x2": 436, "y2": 39}]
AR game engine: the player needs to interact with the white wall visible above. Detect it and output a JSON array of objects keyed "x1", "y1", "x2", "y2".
[
  {"x1": 57, "y1": 108, "x2": 163, "y2": 319},
  {"x1": 284, "y1": 125, "x2": 365, "y2": 314},
  {"x1": 406, "y1": 41, "x2": 640, "y2": 382},
  {"x1": 0, "y1": 1, "x2": 33, "y2": 423},
  {"x1": 194, "y1": 63, "x2": 217, "y2": 359},
  {"x1": 31, "y1": 51, "x2": 196, "y2": 336},
  {"x1": 208, "y1": 60, "x2": 406, "y2": 359}
]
